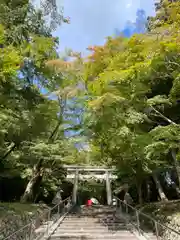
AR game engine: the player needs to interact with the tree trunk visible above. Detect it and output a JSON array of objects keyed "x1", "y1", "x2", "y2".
[
  {"x1": 172, "y1": 149, "x2": 180, "y2": 189},
  {"x1": 21, "y1": 159, "x2": 43, "y2": 203},
  {"x1": 145, "y1": 180, "x2": 151, "y2": 202},
  {"x1": 152, "y1": 173, "x2": 168, "y2": 201},
  {"x1": 21, "y1": 174, "x2": 40, "y2": 203},
  {"x1": 137, "y1": 182, "x2": 143, "y2": 205},
  {"x1": 21, "y1": 117, "x2": 63, "y2": 203}
]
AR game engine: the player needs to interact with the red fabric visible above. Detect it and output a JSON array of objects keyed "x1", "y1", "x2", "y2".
[{"x1": 86, "y1": 199, "x2": 92, "y2": 206}]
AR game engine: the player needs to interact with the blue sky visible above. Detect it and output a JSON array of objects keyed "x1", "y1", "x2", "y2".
[
  {"x1": 51, "y1": 0, "x2": 156, "y2": 141},
  {"x1": 34, "y1": 0, "x2": 156, "y2": 143},
  {"x1": 55, "y1": 0, "x2": 155, "y2": 55}
]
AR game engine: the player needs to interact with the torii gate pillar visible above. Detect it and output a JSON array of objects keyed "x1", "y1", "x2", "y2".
[
  {"x1": 106, "y1": 171, "x2": 112, "y2": 205},
  {"x1": 72, "y1": 169, "x2": 79, "y2": 204}
]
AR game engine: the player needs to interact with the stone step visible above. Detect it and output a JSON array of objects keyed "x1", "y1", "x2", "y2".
[
  {"x1": 63, "y1": 219, "x2": 99, "y2": 222},
  {"x1": 55, "y1": 229, "x2": 131, "y2": 233},
  {"x1": 58, "y1": 225, "x2": 128, "y2": 230},
  {"x1": 48, "y1": 207, "x2": 140, "y2": 240},
  {"x1": 143, "y1": 233, "x2": 157, "y2": 240},
  {"x1": 61, "y1": 220, "x2": 99, "y2": 223},
  {"x1": 62, "y1": 219, "x2": 98, "y2": 222},
  {"x1": 62, "y1": 223, "x2": 129, "y2": 226},
  {"x1": 51, "y1": 232, "x2": 137, "y2": 238},
  {"x1": 63, "y1": 217, "x2": 98, "y2": 220},
  {"x1": 50, "y1": 237, "x2": 136, "y2": 240},
  {"x1": 59, "y1": 222, "x2": 102, "y2": 226},
  {"x1": 58, "y1": 226, "x2": 108, "y2": 230},
  {"x1": 61, "y1": 218, "x2": 124, "y2": 222},
  {"x1": 35, "y1": 205, "x2": 159, "y2": 240}
]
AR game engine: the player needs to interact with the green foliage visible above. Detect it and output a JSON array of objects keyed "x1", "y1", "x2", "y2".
[
  {"x1": 78, "y1": 0, "x2": 180, "y2": 203},
  {"x1": 0, "y1": 0, "x2": 84, "y2": 203},
  {"x1": 2, "y1": 0, "x2": 180, "y2": 205}
]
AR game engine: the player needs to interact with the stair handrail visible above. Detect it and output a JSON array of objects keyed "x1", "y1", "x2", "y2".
[
  {"x1": 2, "y1": 195, "x2": 73, "y2": 240},
  {"x1": 114, "y1": 196, "x2": 180, "y2": 239}
]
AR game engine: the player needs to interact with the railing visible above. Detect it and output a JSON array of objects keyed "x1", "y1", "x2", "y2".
[
  {"x1": 114, "y1": 197, "x2": 180, "y2": 240},
  {"x1": 1, "y1": 196, "x2": 73, "y2": 240}
]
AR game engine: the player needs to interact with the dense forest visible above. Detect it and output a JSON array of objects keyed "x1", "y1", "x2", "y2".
[{"x1": 1, "y1": 0, "x2": 180, "y2": 206}]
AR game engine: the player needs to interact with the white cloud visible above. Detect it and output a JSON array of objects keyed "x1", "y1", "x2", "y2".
[
  {"x1": 126, "y1": 1, "x2": 132, "y2": 8},
  {"x1": 55, "y1": 0, "x2": 155, "y2": 53},
  {"x1": 126, "y1": 3, "x2": 132, "y2": 8}
]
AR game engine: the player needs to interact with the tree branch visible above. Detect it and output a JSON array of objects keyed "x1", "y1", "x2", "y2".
[
  {"x1": 1, "y1": 142, "x2": 17, "y2": 161},
  {"x1": 151, "y1": 106, "x2": 177, "y2": 125}
]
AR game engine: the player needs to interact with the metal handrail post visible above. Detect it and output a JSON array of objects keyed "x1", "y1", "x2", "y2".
[
  {"x1": 125, "y1": 202, "x2": 128, "y2": 214},
  {"x1": 154, "y1": 221, "x2": 159, "y2": 240},
  {"x1": 136, "y1": 210, "x2": 140, "y2": 235},
  {"x1": 29, "y1": 222, "x2": 33, "y2": 240},
  {"x1": 47, "y1": 210, "x2": 51, "y2": 235},
  {"x1": 119, "y1": 200, "x2": 122, "y2": 213},
  {"x1": 58, "y1": 202, "x2": 60, "y2": 215}
]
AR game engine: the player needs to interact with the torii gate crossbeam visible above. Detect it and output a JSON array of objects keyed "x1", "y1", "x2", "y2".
[{"x1": 63, "y1": 165, "x2": 116, "y2": 205}]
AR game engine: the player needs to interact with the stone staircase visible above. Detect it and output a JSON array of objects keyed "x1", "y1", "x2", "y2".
[{"x1": 49, "y1": 206, "x2": 140, "y2": 240}]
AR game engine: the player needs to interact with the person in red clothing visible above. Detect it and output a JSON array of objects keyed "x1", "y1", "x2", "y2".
[{"x1": 86, "y1": 198, "x2": 92, "y2": 207}]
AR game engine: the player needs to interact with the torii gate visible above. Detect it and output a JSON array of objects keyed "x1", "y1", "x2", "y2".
[{"x1": 63, "y1": 165, "x2": 117, "y2": 205}]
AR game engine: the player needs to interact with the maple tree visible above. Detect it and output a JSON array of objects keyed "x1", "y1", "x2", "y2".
[
  {"x1": 2, "y1": 0, "x2": 180, "y2": 206},
  {"x1": 0, "y1": 0, "x2": 83, "y2": 203},
  {"x1": 78, "y1": 0, "x2": 180, "y2": 204}
]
